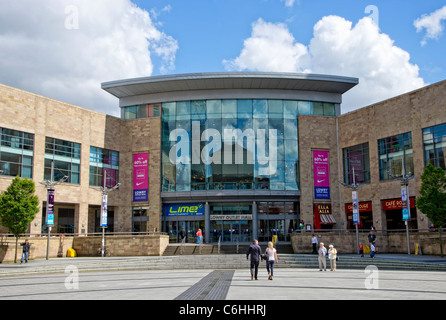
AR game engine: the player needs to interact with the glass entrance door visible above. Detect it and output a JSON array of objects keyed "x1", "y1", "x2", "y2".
[
  {"x1": 166, "y1": 220, "x2": 204, "y2": 243},
  {"x1": 211, "y1": 220, "x2": 252, "y2": 243}
]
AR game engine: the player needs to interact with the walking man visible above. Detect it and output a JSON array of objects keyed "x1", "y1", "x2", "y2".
[
  {"x1": 318, "y1": 242, "x2": 327, "y2": 271},
  {"x1": 246, "y1": 239, "x2": 262, "y2": 280}
]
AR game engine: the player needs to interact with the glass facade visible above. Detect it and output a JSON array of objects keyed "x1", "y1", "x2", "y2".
[
  {"x1": 89, "y1": 146, "x2": 120, "y2": 187},
  {"x1": 0, "y1": 128, "x2": 34, "y2": 178},
  {"x1": 123, "y1": 103, "x2": 161, "y2": 120},
  {"x1": 161, "y1": 99, "x2": 335, "y2": 192},
  {"x1": 342, "y1": 143, "x2": 371, "y2": 185},
  {"x1": 423, "y1": 123, "x2": 446, "y2": 170},
  {"x1": 44, "y1": 137, "x2": 81, "y2": 184},
  {"x1": 378, "y1": 133, "x2": 414, "y2": 180}
]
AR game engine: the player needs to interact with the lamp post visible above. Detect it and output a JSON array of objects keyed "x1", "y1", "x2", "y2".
[
  {"x1": 340, "y1": 167, "x2": 365, "y2": 254},
  {"x1": 39, "y1": 161, "x2": 68, "y2": 260},
  {"x1": 387, "y1": 161, "x2": 415, "y2": 255},
  {"x1": 92, "y1": 170, "x2": 120, "y2": 257}
]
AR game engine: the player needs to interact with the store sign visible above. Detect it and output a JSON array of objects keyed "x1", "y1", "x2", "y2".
[
  {"x1": 382, "y1": 197, "x2": 415, "y2": 211},
  {"x1": 210, "y1": 215, "x2": 253, "y2": 221},
  {"x1": 313, "y1": 150, "x2": 330, "y2": 199},
  {"x1": 345, "y1": 201, "x2": 372, "y2": 214},
  {"x1": 133, "y1": 153, "x2": 148, "y2": 202},
  {"x1": 165, "y1": 203, "x2": 205, "y2": 216}
]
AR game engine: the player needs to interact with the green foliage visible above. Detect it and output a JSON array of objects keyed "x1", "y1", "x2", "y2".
[
  {"x1": 0, "y1": 177, "x2": 39, "y2": 236},
  {"x1": 417, "y1": 163, "x2": 446, "y2": 228}
]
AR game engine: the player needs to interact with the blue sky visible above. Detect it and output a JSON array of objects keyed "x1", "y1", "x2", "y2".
[
  {"x1": 0, "y1": 0, "x2": 445, "y2": 116},
  {"x1": 139, "y1": 0, "x2": 446, "y2": 82}
]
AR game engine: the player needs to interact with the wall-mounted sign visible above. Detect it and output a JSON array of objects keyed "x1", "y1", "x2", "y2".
[
  {"x1": 133, "y1": 153, "x2": 148, "y2": 202},
  {"x1": 165, "y1": 203, "x2": 205, "y2": 216},
  {"x1": 382, "y1": 197, "x2": 415, "y2": 211},
  {"x1": 345, "y1": 201, "x2": 372, "y2": 214},
  {"x1": 210, "y1": 215, "x2": 253, "y2": 221},
  {"x1": 313, "y1": 150, "x2": 330, "y2": 199}
]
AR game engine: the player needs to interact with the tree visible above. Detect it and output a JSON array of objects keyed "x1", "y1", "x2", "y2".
[
  {"x1": 0, "y1": 177, "x2": 39, "y2": 263},
  {"x1": 416, "y1": 163, "x2": 446, "y2": 257}
]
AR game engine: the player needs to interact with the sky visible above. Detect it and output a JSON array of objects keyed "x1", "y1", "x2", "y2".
[{"x1": 0, "y1": 0, "x2": 445, "y2": 117}]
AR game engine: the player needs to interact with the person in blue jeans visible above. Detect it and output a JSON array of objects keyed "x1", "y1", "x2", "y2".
[
  {"x1": 265, "y1": 241, "x2": 278, "y2": 280},
  {"x1": 20, "y1": 239, "x2": 30, "y2": 264}
]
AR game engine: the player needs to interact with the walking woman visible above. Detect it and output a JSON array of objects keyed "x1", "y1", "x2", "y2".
[{"x1": 265, "y1": 241, "x2": 278, "y2": 280}]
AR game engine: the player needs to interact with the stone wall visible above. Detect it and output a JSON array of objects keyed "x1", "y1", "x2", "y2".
[
  {"x1": 0, "y1": 236, "x2": 74, "y2": 262},
  {"x1": 291, "y1": 231, "x2": 446, "y2": 256},
  {"x1": 72, "y1": 234, "x2": 169, "y2": 257},
  {"x1": 0, "y1": 234, "x2": 169, "y2": 262}
]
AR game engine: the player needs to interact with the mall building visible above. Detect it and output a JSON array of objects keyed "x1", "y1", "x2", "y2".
[{"x1": 0, "y1": 72, "x2": 445, "y2": 244}]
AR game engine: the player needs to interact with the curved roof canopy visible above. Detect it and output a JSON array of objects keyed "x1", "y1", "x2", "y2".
[{"x1": 101, "y1": 72, "x2": 358, "y2": 99}]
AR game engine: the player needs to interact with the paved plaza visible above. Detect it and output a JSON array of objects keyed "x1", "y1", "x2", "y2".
[{"x1": 1, "y1": 262, "x2": 446, "y2": 300}]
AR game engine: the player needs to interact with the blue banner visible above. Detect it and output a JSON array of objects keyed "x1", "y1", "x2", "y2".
[
  {"x1": 165, "y1": 203, "x2": 205, "y2": 216},
  {"x1": 315, "y1": 187, "x2": 330, "y2": 200},
  {"x1": 133, "y1": 189, "x2": 148, "y2": 202}
]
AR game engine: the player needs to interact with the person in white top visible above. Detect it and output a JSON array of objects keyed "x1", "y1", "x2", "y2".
[
  {"x1": 312, "y1": 234, "x2": 318, "y2": 254},
  {"x1": 328, "y1": 244, "x2": 337, "y2": 271},
  {"x1": 265, "y1": 241, "x2": 278, "y2": 280}
]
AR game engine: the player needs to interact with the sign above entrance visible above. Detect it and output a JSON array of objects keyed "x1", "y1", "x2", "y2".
[
  {"x1": 165, "y1": 203, "x2": 205, "y2": 216},
  {"x1": 210, "y1": 214, "x2": 253, "y2": 221}
]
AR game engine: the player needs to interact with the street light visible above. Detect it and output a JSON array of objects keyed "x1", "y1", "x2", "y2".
[
  {"x1": 92, "y1": 170, "x2": 120, "y2": 257},
  {"x1": 386, "y1": 161, "x2": 415, "y2": 255},
  {"x1": 340, "y1": 167, "x2": 365, "y2": 255},
  {"x1": 39, "y1": 161, "x2": 68, "y2": 260}
]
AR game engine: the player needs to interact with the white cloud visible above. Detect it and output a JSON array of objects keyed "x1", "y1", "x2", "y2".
[
  {"x1": 0, "y1": 0, "x2": 178, "y2": 116},
  {"x1": 223, "y1": 19, "x2": 310, "y2": 73},
  {"x1": 282, "y1": 0, "x2": 297, "y2": 8},
  {"x1": 225, "y1": 16, "x2": 426, "y2": 113},
  {"x1": 414, "y1": 5, "x2": 446, "y2": 46}
]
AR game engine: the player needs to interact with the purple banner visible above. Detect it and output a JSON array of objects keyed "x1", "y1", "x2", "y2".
[
  {"x1": 313, "y1": 150, "x2": 330, "y2": 199},
  {"x1": 133, "y1": 153, "x2": 148, "y2": 202}
]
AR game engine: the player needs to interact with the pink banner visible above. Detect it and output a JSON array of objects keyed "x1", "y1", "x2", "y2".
[
  {"x1": 313, "y1": 150, "x2": 330, "y2": 199},
  {"x1": 133, "y1": 153, "x2": 148, "y2": 202}
]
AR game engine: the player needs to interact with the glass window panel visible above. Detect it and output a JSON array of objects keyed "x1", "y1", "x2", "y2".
[
  {"x1": 268, "y1": 100, "x2": 283, "y2": 114},
  {"x1": 313, "y1": 102, "x2": 324, "y2": 115},
  {"x1": 284, "y1": 119, "x2": 298, "y2": 139},
  {"x1": 284, "y1": 139, "x2": 298, "y2": 161},
  {"x1": 191, "y1": 101, "x2": 206, "y2": 120},
  {"x1": 176, "y1": 101, "x2": 191, "y2": 120},
  {"x1": 221, "y1": 100, "x2": 237, "y2": 118},
  {"x1": 298, "y1": 101, "x2": 312, "y2": 115},
  {"x1": 253, "y1": 100, "x2": 268, "y2": 117},
  {"x1": 206, "y1": 100, "x2": 222, "y2": 119},
  {"x1": 324, "y1": 103, "x2": 336, "y2": 116},
  {"x1": 283, "y1": 100, "x2": 298, "y2": 119},
  {"x1": 162, "y1": 102, "x2": 176, "y2": 120},
  {"x1": 237, "y1": 100, "x2": 252, "y2": 118}
]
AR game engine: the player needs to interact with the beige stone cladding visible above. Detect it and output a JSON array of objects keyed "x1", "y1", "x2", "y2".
[
  {"x1": 338, "y1": 80, "x2": 446, "y2": 231},
  {"x1": 0, "y1": 83, "x2": 161, "y2": 235},
  {"x1": 298, "y1": 114, "x2": 342, "y2": 229}
]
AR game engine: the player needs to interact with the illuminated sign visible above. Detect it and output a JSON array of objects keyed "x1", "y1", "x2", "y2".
[{"x1": 165, "y1": 203, "x2": 205, "y2": 216}]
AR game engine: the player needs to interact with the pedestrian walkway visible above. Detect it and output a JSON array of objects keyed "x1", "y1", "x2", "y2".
[
  {"x1": 1, "y1": 253, "x2": 445, "y2": 277},
  {"x1": 1, "y1": 267, "x2": 446, "y2": 300}
]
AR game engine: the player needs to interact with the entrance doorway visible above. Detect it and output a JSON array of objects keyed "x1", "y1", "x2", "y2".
[
  {"x1": 211, "y1": 220, "x2": 252, "y2": 243},
  {"x1": 167, "y1": 220, "x2": 204, "y2": 243}
]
